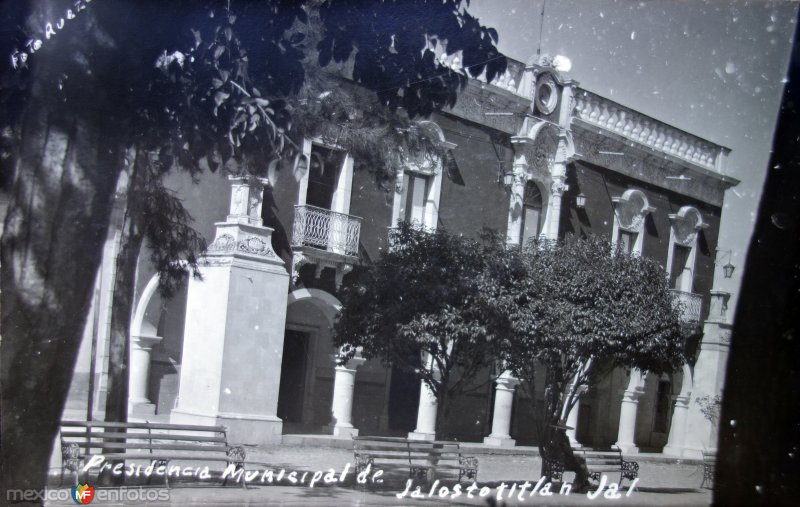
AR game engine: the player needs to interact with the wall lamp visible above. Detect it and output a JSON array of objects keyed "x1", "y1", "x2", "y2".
[
  {"x1": 716, "y1": 249, "x2": 736, "y2": 279},
  {"x1": 498, "y1": 162, "x2": 514, "y2": 191},
  {"x1": 576, "y1": 192, "x2": 587, "y2": 209}
]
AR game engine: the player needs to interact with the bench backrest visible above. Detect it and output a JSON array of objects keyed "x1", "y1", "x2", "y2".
[
  {"x1": 60, "y1": 420, "x2": 229, "y2": 455},
  {"x1": 353, "y1": 437, "x2": 462, "y2": 465},
  {"x1": 573, "y1": 447, "x2": 624, "y2": 468}
]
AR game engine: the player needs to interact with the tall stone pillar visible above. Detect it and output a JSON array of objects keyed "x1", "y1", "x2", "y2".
[
  {"x1": 663, "y1": 393, "x2": 691, "y2": 455},
  {"x1": 409, "y1": 381, "x2": 438, "y2": 441},
  {"x1": 171, "y1": 177, "x2": 290, "y2": 445},
  {"x1": 328, "y1": 354, "x2": 366, "y2": 437},
  {"x1": 484, "y1": 371, "x2": 520, "y2": 447},
  {"x1": 682, "y1": 290, "x2": 731, "y2": 458},
  {"x1": 565, "y1": 386, "x2": 588, "y2": 446},
  {"x1": 128, "y1": 334, "x2": 161, "y2": 415},
  {"x1": 615, "y1": 370, "x2": 645, "y2": 454}
]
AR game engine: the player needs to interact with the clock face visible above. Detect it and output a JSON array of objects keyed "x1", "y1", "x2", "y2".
[{"x1": 534, "y1": 74, "x2": 559, "y2": 115}]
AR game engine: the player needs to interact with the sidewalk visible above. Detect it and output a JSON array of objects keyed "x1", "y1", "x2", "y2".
[{"x1": 45, "y1": 442, "x2": 711, "y2": 506}]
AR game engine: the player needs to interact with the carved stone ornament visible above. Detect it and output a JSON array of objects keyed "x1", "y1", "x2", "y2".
[
  {"x1": 237, "y1": 236, "x2": 272, "y2": 257},
  {"x1": 531, "y1": 132, "x2": 557, "y2": 177},
  {"x1": 207, "y1": 234, "x2": 236, "y2": 254},
  {"x1": 614, "y1": 189, "x2": 654, "y2": 232},
  {"x1": 670, "y1": 206, "x2": 706, "y2": 246},
  {"x1": 551, "y1": 179, "x2": 568, "y2": 198},
  {"x1": 206, "y1": 233, "x2": 276, "y2": 258}
]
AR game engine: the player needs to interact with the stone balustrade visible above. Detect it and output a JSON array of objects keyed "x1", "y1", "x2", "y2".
[{"x1": 572, "y1": 90, "x2": 724, "y2": 171}]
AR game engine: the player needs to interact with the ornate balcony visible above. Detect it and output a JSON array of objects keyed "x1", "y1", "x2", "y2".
[
  {"x1": 291, "y1": 205, "x2": 362, "y2": 288},
  {"x1": 670, "y1": 289, "x2": 703, "y2": 324}
]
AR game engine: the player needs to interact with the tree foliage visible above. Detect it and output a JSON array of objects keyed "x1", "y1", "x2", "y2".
[
  {"x1": 483, "y1": 234, "x2": 686, "y2": 488},
  {"x1": 0, "y1": 0, "x2": 508, "y2": 493},
  {"x1": 334, "y1": 222, "x2": 497, "y2": 436}
]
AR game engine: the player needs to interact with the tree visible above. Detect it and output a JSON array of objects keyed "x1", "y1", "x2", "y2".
[
  {"x1": 484, "y1": 235, "x2": 686, "y2": 491},
  {"x1": 0, "y1": 0, "x2": 506, "y2": 497},
  {"x1": 334, "y1": 222, "x2": 497, "y2": 438}
]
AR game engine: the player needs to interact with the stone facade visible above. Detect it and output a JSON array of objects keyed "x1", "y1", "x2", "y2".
[{"x1": 62, "y1": 55, "x2": 737, "y2": 458}]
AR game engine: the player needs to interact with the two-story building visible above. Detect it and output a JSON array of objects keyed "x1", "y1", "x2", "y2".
[{"x1": 62, "y1": 53, "x2": 738, "y2": 459}]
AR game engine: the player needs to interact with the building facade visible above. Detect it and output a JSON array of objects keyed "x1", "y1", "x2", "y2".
[{"x1": 62, "y1": 54, "x2": 738, "y2": 458}]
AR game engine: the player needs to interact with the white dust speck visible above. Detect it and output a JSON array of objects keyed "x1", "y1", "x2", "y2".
[
  {"x1": 631, "y1": 31, "x2": 636, "y2": 40},
  {"x1": 600, "y1": 12, "x2": 604, "y2": 18},
  {"x1": 224, "y1": 388, "x2": 232, "y2": 394},
  {"x1": 725, "y1": 61, "x2": 737, "y2": 74}
]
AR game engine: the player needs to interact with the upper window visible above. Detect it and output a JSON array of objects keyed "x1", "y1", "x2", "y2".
[
  {"x1": 667, "y1": 206, "x2": 707, "y2": 293},
  {"x1": 400, "y1": 172, "x2": 430, "y2": 224},
  {"x1": 611, "y1": 189, "x2": 654, "y2": 255}
]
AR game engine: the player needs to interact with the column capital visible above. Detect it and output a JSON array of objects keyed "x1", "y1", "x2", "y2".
[
  {"x1": 494, "y1": 370, "x2": 521, "y2": 390},
  {"x1": 131, "y1": 334, "x2": 162, "y2": 351}
]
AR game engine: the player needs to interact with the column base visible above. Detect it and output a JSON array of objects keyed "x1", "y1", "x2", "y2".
[
  {"x1": 129, "y1": 401, "x2": 156, "y2": 417},
  {"x1": 662, "y1": 445, "x2": 703, "y2": 460},
  {"x1": 614, "y1": 443, "x2": 639, "y2": 454},
  {"x1": 483, "y1": 435, "x2": 516, "y2": 447},
  {"x1": 327, "y1": 424, "x2": 359, "y2": 438},
  {"x1": 408, "y1": 431, "x2": 436, "y2": 441},
  {"x1": 171, "y1": 408, "x2": 284, "y2": 445}
]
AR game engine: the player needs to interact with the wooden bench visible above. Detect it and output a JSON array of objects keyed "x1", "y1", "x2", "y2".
[
  {"x1": 353, "y1": 436, "x2": 478, "y2": 484},
  {"x1": 543, "y1": 446, "x2": 639, "y2": 486},
  {"x1": 60, "y1": 420, "x2": 249, "y2": 488},
  {"x1": 700, "y1": 449, "x2": 716, "y2": 489}
]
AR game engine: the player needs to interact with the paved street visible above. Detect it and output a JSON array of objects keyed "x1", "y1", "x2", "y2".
[{"x1": 44, "y1": 443, "x2": 711, "y2": 506}]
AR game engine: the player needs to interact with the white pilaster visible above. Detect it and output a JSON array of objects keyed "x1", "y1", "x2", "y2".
[
  {"x1": 328, "y1": 354, "x2": 366, "y2": 437},
  {"x1": 484, "y1": 371, "x2": 520, "y2": 447},
  {"x1": 615, "y1": 370, "x2": 645, "y2": 454},
  {"x1": 128, "y1": 334, "x2": 161, "y2": 414},
  {"x1": 171, "y1": 177, "x2": 290, "y2": 446}
]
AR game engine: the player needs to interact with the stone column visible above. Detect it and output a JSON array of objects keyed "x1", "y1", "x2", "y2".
[
  {"x1": 484, "y1": 371, "x2": 520, "y2": 447},
  {"x1": 547, "y1": 175, "x2": 568, "y2": 240},
  {"x1": 565, "y1": 403, "x2": 581, "y2": 445},
  {"x1": 128, "y1": 334, "x2": 162, "y2": 415},
  {"x1": 615, "y1": 370, "x2": 645, "y2": 454},
  {"x1": 171, "y1": 177, "x2": 290, "y2": 446},
  {"x1": 408, "y1": 380, "x2": 438, "y2": 441},
  {"x1": 328, "y1": 354, "x2": 366, "y2": 437},
  {"x1": 564, "y1": 385, "x2": 588, "y2": 446},
  {"x1": 663, "y1": 394, "x2": 691, "y2": 455}
]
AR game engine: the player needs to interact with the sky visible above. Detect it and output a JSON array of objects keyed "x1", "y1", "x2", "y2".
[{"x1": 468, "y1": 0, "x2": 797, "y2": 313}]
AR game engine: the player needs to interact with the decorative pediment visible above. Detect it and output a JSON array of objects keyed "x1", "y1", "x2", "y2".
[
  {"x1": 612, "y1": 189, "x2": 655, "y2": 232},
  {"x1": 669, "y1": 206, "x2": 708, "y2": 246}
]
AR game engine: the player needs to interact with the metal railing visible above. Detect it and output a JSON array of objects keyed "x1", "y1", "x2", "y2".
[
  {"x1": 670, "y1": 289, "x2": 703, "y2": 323},
  {"x1": 292, "y1": 205, "x2": 362, "y2": 257}
]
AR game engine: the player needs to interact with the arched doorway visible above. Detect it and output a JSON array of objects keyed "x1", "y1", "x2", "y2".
[{"x1": 279, "y1": 289, "x2": 341, "y2": 433}]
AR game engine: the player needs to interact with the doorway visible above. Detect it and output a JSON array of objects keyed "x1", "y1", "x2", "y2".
[{"x1": 277, "y1": 330, "x2": 310, "y2": 424}]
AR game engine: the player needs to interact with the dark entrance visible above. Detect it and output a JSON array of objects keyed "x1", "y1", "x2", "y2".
[
  {"x1": 277, "y1": 330, "x2": 309, "y2": 424},
  {"x1": 387, "y1": 365, "x2": 421, "y2": 433}
]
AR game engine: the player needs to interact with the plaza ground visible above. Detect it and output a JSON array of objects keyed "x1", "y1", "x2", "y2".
[{"x1": 44, "y1": 440, "x2": 712, "y2": 506}]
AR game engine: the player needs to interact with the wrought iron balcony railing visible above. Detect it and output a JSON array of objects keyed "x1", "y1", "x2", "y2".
[
  {"x1": 670, "y1": 289, "x2": 703, "y2": 324},
  {"x1": 292, "y1": 205, "x2": 362, "y2": 258}
]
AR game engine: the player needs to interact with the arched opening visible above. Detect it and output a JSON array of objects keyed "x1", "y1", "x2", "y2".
[
  {"x1": 521, "y1": 181, "x2": 544, "y2": 246},
  {"x1": 279, "y1": 289, "x2": 341, "y2": 433}
]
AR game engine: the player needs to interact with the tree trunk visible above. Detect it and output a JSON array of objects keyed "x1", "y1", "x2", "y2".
[
  {"x1": 103, "y1": 153, "x2": 145, "y2": 424},
  {"x1": 0, "y1": 100, "x2": 124, "y2": 497}
]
